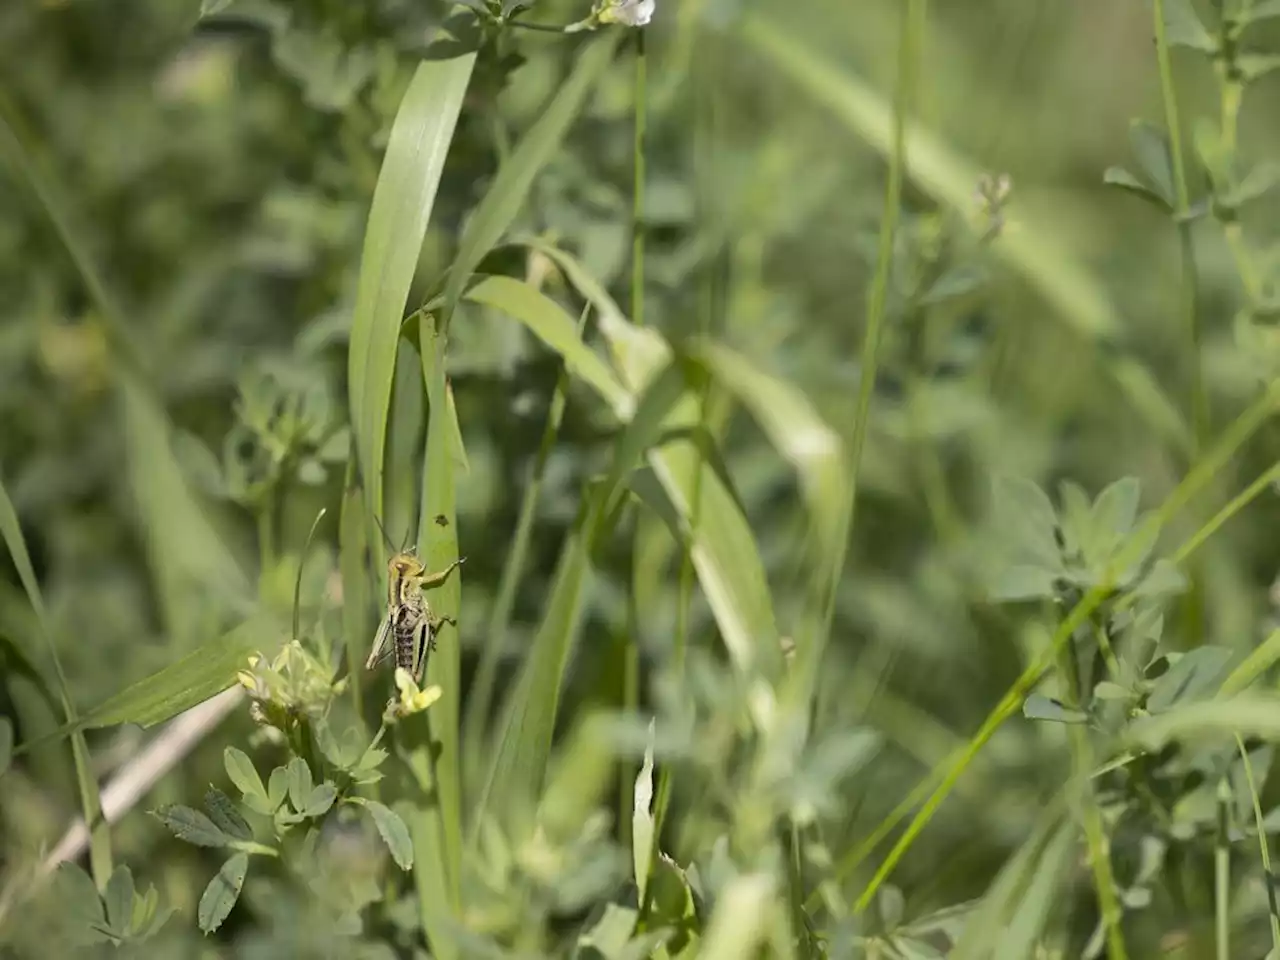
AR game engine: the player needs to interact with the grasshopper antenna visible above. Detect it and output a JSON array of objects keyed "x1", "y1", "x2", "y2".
[{"x1": 370, "y1": 511, "x2": 397, "y2": 554}]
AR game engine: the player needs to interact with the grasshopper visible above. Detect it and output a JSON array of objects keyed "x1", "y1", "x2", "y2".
[{"x1": 364, "y1": 517, "x2": 463, "y2": 683}]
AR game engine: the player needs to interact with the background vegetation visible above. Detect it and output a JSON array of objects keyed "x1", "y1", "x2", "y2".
[{"x1": 4, "y1": 0, "x2": 1280, "y2": 956}]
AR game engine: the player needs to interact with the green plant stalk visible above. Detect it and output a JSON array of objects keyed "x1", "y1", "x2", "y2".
[
  {"x1": 1236, "y1": 734, "x2": 1280, "y2": 954},
  {"x1": 1153, "y1": 0, "x2": 1208, "y2": 648},
  {"x1": 1214, "y1": 8, "x2": 1263, "y2": 299},
  {"x1": 1216, "y1": 775, "x2": 1231, "y2": 960},
  {"x1": 621, "y1": 28, "x2": 648, "y2": 849},
  {"x1": 1057, "y1": 640, "x2": 1128, "y2": 959},
  {"x1": 853, "y1": 379, "x2": 1280, "y2": 912},
  {"x1": 462, "y1": 305, "x2": 588, "y2": 780},
  {"x1": 815, "y1": 0, "x2": 923, "y2": 684}
]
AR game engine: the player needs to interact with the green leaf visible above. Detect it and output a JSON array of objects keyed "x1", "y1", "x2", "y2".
[
  {"x1": 442, "y1": 32, "x2": 622, "y2": 318},
  {"x1": 199, "y1": 0, "x2": 235, "y2": 14},
  {"x1": 1023, "y1": 694, "x2": 1088, "y2": 724},
  {"x1": 197, "y1": 853, "x2": 248, "y2": 934},
  {"x1": 152, "y1": 805, "x2": 231, "y2": 848},
  {"x1": 632, "y1": 720, "x2": 657, "y2": 906},
  {"x1": 990, "y1": 475, "x2": 1061, "y2": 570},
  {"x1": 735, "y1": 13, "x2": 1189, "y2": 451},
  {"x1": 1221, "y1": 628, "x2": 1280, "y2": 696},
  {"x1": 286, "y1": 757, "x2": 314, "y2": 813},
  {"x1": 989, "y1": 564, "x2": 1059, "y2": 603},
  {"x1": 347, "y1": 51, "x2": 476, "y2": 525},
  {"x1": 1244, "y1": 0, "x2": 1280, "y2": 22},
  {"x1": 1147, "y1": 646, "x2": 1235, "y2": 712},
  {"x1": 1223, "y1": 162, "x2": 1280, "y2": 207},
  {"x1": 1162, "y1": 0, "x2": 1216, "y2": 52},
  {"x1": 1095, "y1": 681, "x2": 1132, "y2": 701},
  {"x1": 103, "y1": 865, "x2": 135, "y2": 936},
  {"x1": 267, "y1": 766, "x2": 289, "y2": 811},
  {"x1": 577, "y1": 904, "x2": 638, "y2": 959},
  {"x1": 360, "y1": 799, "x2": 414, "y2": 870},
  {"x1": 205, "y1": 788, "x2": 253, "y2": 842},
  {"x1": 1103, "y1": 166, "x2": 1172, "y2": 211},
  {"x1": 304, "y1": 783, "x2": 337, "y2": 818},
  {"x1": 1240, "y1": 53, "x2": 1280, "y2": 81},
  {"x1": 57, "y1": 862, "x2": 107, "y2": 945},
  {"x1": 224, "y1": 747, "x2": 267, "y2": 805},
  {"x1": 697, "y1": 874, "x2": 776, "y2": 960},
  {"x1": 1127, "y1": 694, "x2": 1280, "y2": 750}
]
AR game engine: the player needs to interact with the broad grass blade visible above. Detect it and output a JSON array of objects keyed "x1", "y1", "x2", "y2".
[
  {"x1": 347, "y1": 52, "x2": 476, "y2": 525},
  {"x1": 441, "y1": 33, "x2": 622, "y2": 320},
  {"x1": 416, "y1": 314, "x2": 464, "y2": 895},
  {"x1": 477, "y1": 487, "x2": 602, "y2": 829},
  {"x1": 0, "y1": 470, "x2": 111, "y2": 883}
]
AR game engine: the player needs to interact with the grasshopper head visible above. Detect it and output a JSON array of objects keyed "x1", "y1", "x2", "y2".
[{"x1": 388, "y1": 552, "x2": 426, "y2": 581}]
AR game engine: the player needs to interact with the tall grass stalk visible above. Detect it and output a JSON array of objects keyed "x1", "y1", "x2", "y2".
[
  {"x1": 1152, "y1": 0, "x2": 1207, "y2": 647},
  {"x1": 824, "y1": 0, "x2": 924, "y2": 648},
  {"x1": 1236, "y1": 735, "x2": 1280, "y2": 954}
]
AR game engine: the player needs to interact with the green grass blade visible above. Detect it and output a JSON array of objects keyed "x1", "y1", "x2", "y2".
[
  {"x1": 9, "y1": 617, "x2": 272, "y2": 760},
  {"x1": 738, "y1": 13, "x2": 1190, "y2": 453},
  {"x1": 464, "y1": 276, "x2": 631, "y2": 414},
  {"x1": 347, "y1": 52, "x2": 476, "y2": 525},
  {"x1": 492, "y1": 253, "x2": 786, "y2": 683},
  {"x1": 476, "y1": 487, "x2": 602, "y2": 829},
  {"x1": 339, "y1": 458, "x2": 371, "y2": 722},
  {"x1": 595, "y1": 313, "x2": 783, "y2": 682},
  {"x1": 952, "y1": 805, "x2": 1069, "y2": 960},
  {"x1": 120, "y1": 360, "x2": 251, "y2": 643},
  {"x1": 416, "y1": 314, "x2": 464, "y2": 895},
  {"x1": 462, "y1": 304, "x2": 590, "y2": 795},
  {"x1": 686, "y1": 338, "x2": 848, "y2": 585},
  {"x1": 0, "y1": 470, "x2": 111, "y2": 885},
  {"x1": 441, "y1": 33, "x2": 622, "y2": 322}
]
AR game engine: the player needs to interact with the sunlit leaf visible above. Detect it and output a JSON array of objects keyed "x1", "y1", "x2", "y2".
[{"x1": 197, "y1": 853, "x2": 249, "y2": 934}]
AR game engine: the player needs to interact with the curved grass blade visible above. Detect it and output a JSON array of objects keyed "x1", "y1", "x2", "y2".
[
  {"x1": 9, "y1": 617, "x2": 272, "y2": 760},
  {"x1": 737, "y1": 14, "x2": 1190, "y2": 453},
  {"x1": 464, "y1": 276, "x2": 632, "y2": 415},
  {"x1": 462, "y1": 303, "x2": 591, "y2": 796},
  {"x1": 466, "y1": 271, "x2": 783, "y2": 680},
  {"x1": 339, "y1": 459, "x2": 371, "y2": 721},
  {"x1": 476, "y1": 486, "x2": 603, "y2": 829},
  {"x1": 440, "y1": 32, "x2": 622, "y2": 323},
  {"x1": 415, "y1": 314, "x2": 464, "y2": 905},
  {"x1": 292, "y1": 508, "x2": 328, "y2": 642},
  {"x1": 347, "y1": 52, "x2": 476, "y2": 525},
  {"x1": 120, "y1": 364, "x2": 251, "y2": 643},
  {"x1": 0, "y1": 470, "x2": 111, "y2": 884}
]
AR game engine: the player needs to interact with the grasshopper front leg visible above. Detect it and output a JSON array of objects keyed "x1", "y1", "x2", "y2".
[{"x1": 419, "y1": 556, "x2": 466, "y2": 589}]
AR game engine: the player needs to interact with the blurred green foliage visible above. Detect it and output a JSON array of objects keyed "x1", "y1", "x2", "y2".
[{"x1": 6, "y1": 0, "x2": 1280, "y2": 957}]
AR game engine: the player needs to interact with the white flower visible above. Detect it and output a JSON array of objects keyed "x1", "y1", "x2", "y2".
[{"x1": 598, "y1": 0, "x2": 654, "y2": 27}]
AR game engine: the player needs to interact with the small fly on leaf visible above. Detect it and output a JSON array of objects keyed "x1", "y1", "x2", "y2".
[{"x1": 364, "y1": 516, "x2": 463, "y2": 683}]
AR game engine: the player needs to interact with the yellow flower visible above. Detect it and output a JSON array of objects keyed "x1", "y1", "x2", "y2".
[{"x1": 393, "y1": 668, "x2": 443, "y2": 718}]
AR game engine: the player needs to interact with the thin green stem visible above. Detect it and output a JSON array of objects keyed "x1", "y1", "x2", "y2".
[
  {"x1": 1057, "y1": 641, "x2": 1128, "y2": 959},
  {"x1": 1236, "y1": 735, "x2": 1280, "y2": 954},
  {"x1": 620, "y1": 26, "x2": 648, "y2": 849},
  {"x1": 1216, "y1": 775, "x2": 1231, "y2": 960},
  {"x1": 1153, "y1": 0, "x2": 1208, "y2": 646},
  {"x1": 820, "y1": 0, "x2": 923, "y2": 652}
]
